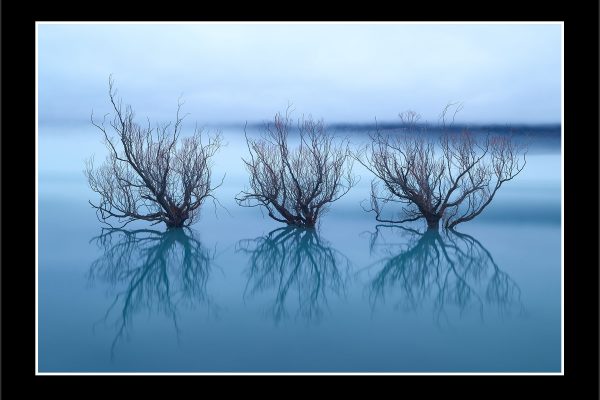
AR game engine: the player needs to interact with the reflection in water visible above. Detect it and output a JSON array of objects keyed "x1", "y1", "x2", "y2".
[
  {"x1": 88, "y1": 228, "x2": 214, "y2": 355},
  {"x1": 365, "y1": 226, "x2": 523, "y2": 323},
  {"x1": 237, "y1": 227, "x2": 350, "y2": 323}
]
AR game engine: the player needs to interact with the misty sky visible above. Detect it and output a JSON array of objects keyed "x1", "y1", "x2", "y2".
[{"x1": 38, "y1": 23, "x2": 561, "y2": 126}]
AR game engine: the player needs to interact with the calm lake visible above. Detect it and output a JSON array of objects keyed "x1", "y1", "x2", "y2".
[{"x1": 38, "y1": 123, "x2": 561, "y2": 373}]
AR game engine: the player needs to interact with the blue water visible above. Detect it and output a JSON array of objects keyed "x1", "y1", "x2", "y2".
[{"x1": 38, "y1": 124, "x2": 561, "y2": 372}]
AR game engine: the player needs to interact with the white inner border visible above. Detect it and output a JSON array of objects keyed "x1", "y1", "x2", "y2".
[{"x1": 35, "y1": 20, "x2": 564, "y2": 376}]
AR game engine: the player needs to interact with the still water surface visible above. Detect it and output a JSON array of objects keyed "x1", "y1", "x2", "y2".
[{"x1": 38, "y1": 124, "x2": 561, "y2": 372}]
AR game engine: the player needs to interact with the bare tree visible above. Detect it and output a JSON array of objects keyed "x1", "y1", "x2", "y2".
[
  {"x1": 358, "y1": 105, "x2": 527, "y2": 230},
  {"x1": 235, "y1": 106, "x2": 356, "y2": 228},
  {"x1": 85, "y1": 77, "x2": 223, "y2": 229}
]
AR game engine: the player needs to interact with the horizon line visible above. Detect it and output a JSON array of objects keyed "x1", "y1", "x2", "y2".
[{"x1": 38, "y1": 118, "x2": 562, "y2": 128}]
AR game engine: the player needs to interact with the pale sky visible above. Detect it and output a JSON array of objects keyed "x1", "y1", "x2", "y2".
[{"x1": 38, "y1": 23, "x2": 562, "y2": 126}]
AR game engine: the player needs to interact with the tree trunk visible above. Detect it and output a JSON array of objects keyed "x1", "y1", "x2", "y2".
[
  {"x1": 425, "y1": 215, "x2": 440, "y2": 230},
  {"x1": 288, "y1": 220, "x2": 316, "y2": 228},
  {"x1": 166, "y1": 220, "x2": 185, "y2": 229},
  {"x1": 164, "y1": 206, "x2": 189, "y2": 229}
]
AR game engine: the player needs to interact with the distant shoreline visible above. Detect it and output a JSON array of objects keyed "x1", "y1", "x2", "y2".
[{"x1": 38, "y1": 119, "x2": 562, "y2": 135}]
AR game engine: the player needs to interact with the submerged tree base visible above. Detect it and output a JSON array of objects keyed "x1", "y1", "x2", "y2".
[
  {"x1": 286, "y1": 221, "x2": 317, "y2": 229},
  {"x1": 165, "y1": 223, "x2": 186, "y2": 229},
  {"x1": 425, "y1": 217, "x2": 441, "y2": 231}
]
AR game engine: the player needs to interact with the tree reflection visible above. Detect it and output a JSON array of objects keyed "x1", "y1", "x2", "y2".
[
  {"x1": 88, "y1": 228, "x2": 214, "y2": 355},
  {"x1": 237, "y1": 227, "x2": 350, "y2": 323},
  {"x1": 365, "y1": 226, "x2": 523, "y2": 322}
]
